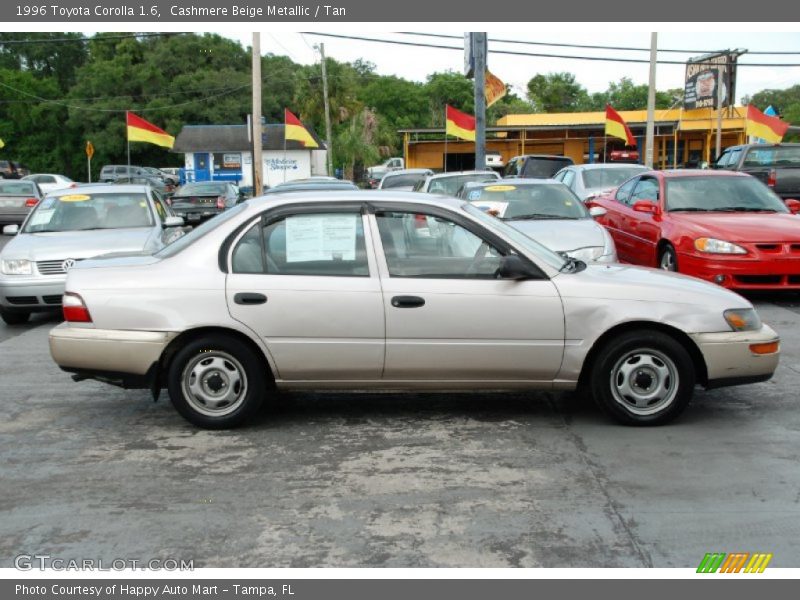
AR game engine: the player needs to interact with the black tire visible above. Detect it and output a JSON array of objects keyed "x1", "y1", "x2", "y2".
[
  {"x1": 590, "y1": 330, "x2": 695, "y2": 426},
  {"x1": 1, "y1": 308, "x2": 30, "y2": 325},
  {"x1": 659, "y1": 244, "x2": 678, "y2": 272},
  {"x1": 167, "y1": 334, "x2": 267, "y2": 429}
]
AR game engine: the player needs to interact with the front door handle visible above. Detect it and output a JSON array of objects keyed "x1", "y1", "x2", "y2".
[
  {"x1": 234, "y1": 292, "x2": 267, "y2": 305},
  {"x1": 391, "y1": 295, "x2": 425, "y2": 308}
]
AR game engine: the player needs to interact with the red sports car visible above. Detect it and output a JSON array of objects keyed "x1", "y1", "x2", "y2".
[{"x1": 589, "y1": 170, "x2": 800, "y2": 290}]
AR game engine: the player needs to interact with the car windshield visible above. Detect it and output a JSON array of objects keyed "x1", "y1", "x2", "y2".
[
  {"x1": 22, "y1": 192, "x2": 155, "y2": 232},
  {"x1": 176, "y1": 183, "x2": 227, "y2": 196},
  {"x1": 665, "y1": 176, "x2": 790, "y2": 212},
  {"x1": 0, "y1": 182, "x2": 37, "y2": 196},
  {"x1": 428, "y1": 174, "x2": 499, "y2": 196},
  {"x1": 155, "y1": 204, "x2": 247, "y2": 258},
  {"x1": 382, "y1": 174, "x2": 428, "y2": 189},
  {"x1": 466, "y1": 183, "x2": 589, "y2": 220},
  {"x1": 462, "y1": 203, "x2": 566, "y2": 271},
  {"x1": 582, "y1": 167, "x2": 646, "y2": 189}
]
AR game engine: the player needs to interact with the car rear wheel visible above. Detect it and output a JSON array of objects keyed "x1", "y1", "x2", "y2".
[
  {"x1": 0, "y1": 308, "x2": 30, "y2": 325},
  {"x1": 167, "y1": 334, "x2": 266, "y2": 429},
  {"x1": 659, "y1": 244, "x2": 678, "y2": 272},
  {"x1": 590, "y1": 330, "x2": 695, "y2": 426}
]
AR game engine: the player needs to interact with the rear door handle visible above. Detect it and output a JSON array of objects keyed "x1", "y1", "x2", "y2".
[
  {"x1": 391, "y1": 295, "x2": 425, "y2": 308},
  {"x1": 234, "y1": 292, "x2": 267, "y2": 305}
]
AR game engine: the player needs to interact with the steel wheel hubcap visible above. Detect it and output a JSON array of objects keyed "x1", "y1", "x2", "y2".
[
  {"x1": 182, "y1": 351, "x2": 247, "y2": 417},
  {"x1": 610, "y1": 348, "x2": 678, "y2": 416}
]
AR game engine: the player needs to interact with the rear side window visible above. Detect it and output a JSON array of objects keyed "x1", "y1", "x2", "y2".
[{"x1": 232, "y1": 212, "x2": 369, "y2": 277}]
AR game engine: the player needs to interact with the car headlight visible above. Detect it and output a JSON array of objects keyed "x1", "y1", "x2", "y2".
[
  {"x1": 723, "y1": 308, "x2": 762, "y2": 332},
  {"x1": 694, "y1": 238, "x2": 747, "y2": 254},
  {"x1": 1, "y1": 259, "x2": 32, "y2": 275}
]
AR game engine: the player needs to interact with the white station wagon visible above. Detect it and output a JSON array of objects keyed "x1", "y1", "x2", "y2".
[{"x1": 49, "y1": 192, "x2": 780, "y2": 429}]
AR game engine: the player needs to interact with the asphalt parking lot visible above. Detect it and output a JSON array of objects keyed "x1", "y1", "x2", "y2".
[{"x1": 1, "y1": 230, "x2": 799, "y2": 568}]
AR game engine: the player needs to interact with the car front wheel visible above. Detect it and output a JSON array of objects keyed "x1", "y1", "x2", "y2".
[
  {"x1": 167, "y1": 334, "x2": 267, "y2": 429},
  {"x1": 659, "y1": 244, "x2": 678, "y2": 272},
  {"x1": 590, "y1": 330, "x2": 695, "y2": 426}
]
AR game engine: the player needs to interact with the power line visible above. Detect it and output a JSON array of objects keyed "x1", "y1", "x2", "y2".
[
  {"x1": 304, "y1": 32, "x2": 800, "y2": 67},
  {"x1": 397, "y1": 32, "x2": 800, "y2": 55}
]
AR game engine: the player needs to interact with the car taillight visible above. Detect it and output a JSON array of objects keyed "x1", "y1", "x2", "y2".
[
  {"x1": 69, "y1": 183, "x2": 78, "y2": 188},
  {"x1": 25, "y1": 198, "x2": 38, "y2": 207},
  {"x1": 63, "y1": 292, "x2": 92, "y2": 323},
  {"x1": 216, "y1": 196, "x2": 226, "y2": 209},
  {"x1": 767, "y1": 168, "x2": 777, "y2": 187}
]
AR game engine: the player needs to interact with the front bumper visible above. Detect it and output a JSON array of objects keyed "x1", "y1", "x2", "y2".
[
  {"x1": 678, "y1": 252, "x2": 800, "y2": 290},
  {"x1": 0, "y1": 275, "x2": 66, "y2": 310},
  {"x1": 49, "y1": 324, "x2": 177, "y2": 377},
  {"x1": 691, "y1": 324, "x2": 780, "y2": 386}
]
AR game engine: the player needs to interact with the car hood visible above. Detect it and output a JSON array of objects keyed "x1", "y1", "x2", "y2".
[
  {"x1": 1, "y1": 228, "x2": 155, "y2": 261},
  {"x1": 508, "y1": 218, "x2": 606, "y2": 252},
  {"x1": 670, "y1": 212, "x2": 800, "y2": 242}
]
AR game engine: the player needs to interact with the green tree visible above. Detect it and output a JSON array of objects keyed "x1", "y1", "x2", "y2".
[
  {"x1": 424, "y1": 71, "x2": 474, "y2": 126},
  {"x1": 526, "y1": 72, "x2": 590, "y2": 113}
]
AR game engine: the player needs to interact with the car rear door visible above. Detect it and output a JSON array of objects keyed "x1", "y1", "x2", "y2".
[
  {"x1": 369, "y1": 204, "x2": 564, "y2": 383},
  {"x1": 225, "y1": 204, "x2": 385, "y2": 381}
]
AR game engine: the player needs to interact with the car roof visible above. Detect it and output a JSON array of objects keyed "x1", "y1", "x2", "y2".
[
  {"x1": 47, "y1": 184, "x2": 151, "y2": 196},
  {"x1": 566, "y1": 163, "x2": 649, "y2": 171},
  {"x1": 464, "y1": 178, "x2": 562, "y2": 188},
  {"x1": 384, "y1": 169, "x2": 432, "y2": 176},
  {"x1": 428, "y1": 170, "x2": 499, "y2": 179},
  {"x1": 658, "y1": 169, "x2": 752, "y2": 179},
  {"x1": 247, "y1": 190, "x2": 464, "y2": 209}
]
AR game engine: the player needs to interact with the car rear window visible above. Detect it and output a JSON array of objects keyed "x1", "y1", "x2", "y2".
[
  {"x1": 427, "y1": 173, "x2": 500, "y2": 196},
  {"x1": 177, "y1": 183, "x2": 227, "y2": 195},
  {"x1": 582, "y1": 167, "x2": 647, "y2": 189},
  {"x1": 382, "y1": 174, "x2": 428, "y2": 189},
  {"x1": 522, "y1": 157, "x2": 574, "y2": 178},
  {"x1": 742, "y1": 146, "x2": 800, "y2": 167},
  {"x1": 0, "y1": 182, "x2": 36, "y2": 196}
]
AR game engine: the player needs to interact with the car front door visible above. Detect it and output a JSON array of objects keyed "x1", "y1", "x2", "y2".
[
  {"x1": 370, "y1": 205, "x2": 564, "y2": 383},
  {"x1": 593, "y1": 177, "x2": 639, "y2": 262},
  {"x1": 625, "y1": 176, "x2": 662, "y2": 265},
  {"x1": 226, "y1": 206, "x2": 385, "y2": 381}
]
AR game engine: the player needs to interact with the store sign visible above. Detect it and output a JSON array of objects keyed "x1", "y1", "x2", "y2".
[
  {"x1": 684, "y1": 52, "x2": 737, "y2": 110},
  {"x1": 223, "y1": 153, "x2": 241, "y2": 168},
  {"x1": 266, "y1": 158, "x2": 299, "y2": 171}
]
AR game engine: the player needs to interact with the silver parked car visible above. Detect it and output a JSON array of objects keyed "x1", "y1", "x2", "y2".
[
  {"x1": 49, "y1": 191, "x2": 779, "y2": 429},
  {"x1": 0, "y1": 179, "x2": 44, "y2": 226},
  {"x1": 553, "y1": 163, "x2": 650, "y2": 201},
  {"x1": 413, "y1": 170, "x2": 501, "y2": 196},
  {"x1": 0, "y1": 184, "x2": 185, "y2": 324},
  {"x1": 457, "y1": 179, "x2": 617, "y2": 263}
]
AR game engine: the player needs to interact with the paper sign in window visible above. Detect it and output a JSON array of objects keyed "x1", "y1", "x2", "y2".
[{"x1": 285, "y1": 214, "x2": 358, "y2": 263}]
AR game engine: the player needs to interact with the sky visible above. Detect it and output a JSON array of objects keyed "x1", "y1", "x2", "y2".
[{"x1": 226, "y1": 30, "x2": 800, "y2": 106}]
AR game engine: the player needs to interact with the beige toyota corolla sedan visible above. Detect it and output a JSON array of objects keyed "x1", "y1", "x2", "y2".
[{"x1": 49, "y1": 192, "x2": 780, "y2": 429}]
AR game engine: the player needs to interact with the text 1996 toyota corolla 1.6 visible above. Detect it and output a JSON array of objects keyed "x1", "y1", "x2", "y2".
[{"x1": 49, "y1": 191, "x2": 779, "y2": 429}]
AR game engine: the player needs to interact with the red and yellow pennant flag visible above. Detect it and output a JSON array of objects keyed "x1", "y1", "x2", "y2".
[
  {"x1": 746, "y1": 104, "x2": 789, "y2": 144},
  {"x1": 605, "y1": 105, "x2": 636, "y2": 147},
  {"x1": 284, "y1": 109, "x2": 319, "y2": 148},
  {"x1": 445, "y1": 104, "x2": 476, "y2": 142},
  {"x1": 485, "y1": 71, "x2": 506, "y2": 108},
  {"x1": 126, "y1": 112, "x2": 174, "y2": 149}
]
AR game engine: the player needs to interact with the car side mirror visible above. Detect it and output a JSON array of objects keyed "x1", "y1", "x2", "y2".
[
  {"x1": 163, "y1": 216, "x2": 184, "y2": 228},
  {"x1": 632, "y1": 200, "x2": 660, "y2": 215},
  {"x1": 785, "y1": 199, "x2": 800, "y2": 214},
  {"x1": 589, "y1": 206, "x2": 607, "y2": 218},
  {"x1": 3, "y1": 224, "x2": 19, "y2": 235},
  {"x1": 497, "y1": 254, "x2": 538, "y2": 280}
]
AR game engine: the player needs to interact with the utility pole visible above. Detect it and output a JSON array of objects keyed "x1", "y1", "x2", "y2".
[
  {"x1": 715, "y1": 53, "x2": 728, "y2": 161},
  {"x1": 318, "y1": 43, "x2": 333, "y2": 177},
  {"x1": 473, "y1": 32, "x2": 487, "y2": 171},
  {"x1": 645, "y1": 32, "x2": 657, "y2": 168},
  {"x1": 251, "y1": 32, "x2": 263, "y2": 195}
]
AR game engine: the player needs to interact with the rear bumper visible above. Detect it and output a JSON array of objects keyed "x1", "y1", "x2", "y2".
[
  {"x1": 49, "y1": 324, "x2": 177, "y2": 377},
  {"x1": 677, "y1": 252, "x2": 800, "y2": 290},
  {"x1": 691, "y1": 324, "x2": 780, "y2": 386}
]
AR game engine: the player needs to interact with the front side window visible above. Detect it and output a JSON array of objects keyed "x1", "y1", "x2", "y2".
[
  {"x1": 376, "y1": 211, "x2": 503, "y2": 279},
  {"x1": 254, "y1": 212, "x2": 369, "y2": 277},
  {"x1": 615, "y1": 178, "x2": 639, "y2": 206},
  {"x1": 630, "y1": 178, "x2": 660, "y2": 203}
]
